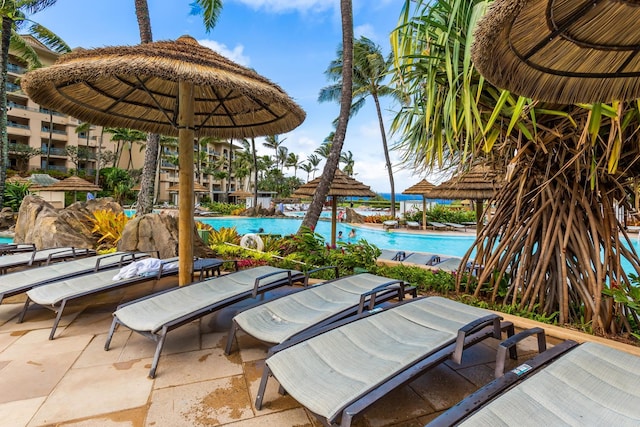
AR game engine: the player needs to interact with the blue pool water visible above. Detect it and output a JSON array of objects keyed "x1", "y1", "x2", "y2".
[
  {"x1": 199, "y1": 217, "x2": 476, "y2": 258},
  {"x1": 0, "y1": 236, "x2": 12, "y2": 244}
]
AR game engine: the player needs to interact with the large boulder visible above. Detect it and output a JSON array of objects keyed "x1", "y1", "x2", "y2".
[
  {"x1": 118, "y1": 213, "x2": 215, "y2": 259},
  {"x1": 345, "y1": 207, "x2": 365, "y2": 223},
  {"x1": 0, "y1": 207, "x2": 15, "y2": 230},
  {"x1": 14, "y1": 196, "x2": 123, "y2": 249}
]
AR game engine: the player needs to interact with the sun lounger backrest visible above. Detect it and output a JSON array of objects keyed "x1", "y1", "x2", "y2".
[
  {"x1": 266, "y1": 297, "x2": 496, "y2": 421},
  {"x1": 454, "y1": 342, "x2": 640, "y2": 426}
]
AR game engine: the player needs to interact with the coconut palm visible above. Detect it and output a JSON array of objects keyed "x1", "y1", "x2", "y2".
[
  {"x1": 307, "y1": 154, "x2": 321, "y2": 179},
  {"x1": 340, "y1": 150, "x2": 354, "y2": 176},
  {"x1": 134, "y1": 0, "x2": 223, "y2": 214},
  {"x1": 263, "y1": 134, "x2": 286, "y2": 171},
  {"x1": 103, "y1": 128, "x2": 147, "y2": 168},
  {"x1": 392, "y1": 0, "x2": 640, "y2": 333},
  {"x1": 0, "y1": 0, "x2": 69, "y2": 206},
  {"x1": 314, "y1": 141, "x2": 332, "y2": 159},
  {"x1": 286, "y1": 152, "x2": 301, "y2": 178},
  {"x1": 276, "y1": 146, "x2": 288, "y2": 173},
  {"x1": 300, "y1": 162, "x2": 313, "y2": 182},
  {"x1": 74, "y1": 122, "x2": 91, "y2": 172},
  {"x1": 319, "y1": 36, "x2": 402, "y2": 217},
  {"x1": 301, "y1": 0, "x2": 354, "y2": 231}
]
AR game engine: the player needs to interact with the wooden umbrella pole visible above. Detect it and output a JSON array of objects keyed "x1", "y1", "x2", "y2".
[
  {"x1": 475, "y1": 200, "x2": 484, "y2": 234},
  {"x1": 331, "y1": 195, "x2": 337, "y2": 247},
  {"x1": 178, "y1": 81, "x2": 195, "y2": 286},
  {"x1": 422, "y1": 197, "x2": 427, "y2": 230}
]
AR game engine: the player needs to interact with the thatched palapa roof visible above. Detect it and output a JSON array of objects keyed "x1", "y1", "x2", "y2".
[
  {"x1": 35, "y1": 176, "x2": 101, "y2": 192},
  {"x1": 428, "y1": 166, "x2": 503, "y2": 201},
  {"x1": 229, "y1": 190, "x2": 253, "y2": 199},
  {"x1": 21, "y1": 35, "x2": 306, "y2": 138},
  {"x1": 402, "y1": 179, "x2": 435, "y2": 196},
  {"x1": 472, "y1": 0, "x2": 640, "y2": 104},
  {"x1": 167, "y1": 182, "x2": 209, "y2": 193},
  {"x1": 293, "y1": 169, "x2": 377, "y2": 198}
]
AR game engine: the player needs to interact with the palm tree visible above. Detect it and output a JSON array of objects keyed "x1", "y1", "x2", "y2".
[
  {"x1": 263, "y1": 134, "x2": 286, "y2": 171},
  {"x1": 307, "y1": 154, "x2": 321, "y2": 179},
  {"x1": 319, "y1": 36, "x2": 402, "y2": 217},
  {"x1": 74, "y1": 122, "x2": 91, "y2": 173},
  {"x1": 300, "y1": 162, "x2": 313, "y2": 182},
  {"x1": 134, "y1": 0, "x2": 223, "y2": 214},
  {"x1": 301, "y1": 0, "x2": 353, "y2": 233},
  {"x1": 392, "y1": 0, "x2": 640, "y2": 333},
  {"x1": 0, "y1": 0, "x2": 69, "y2": 206},
  {"x1": 276, "y1": 146, "x2": 288, "y2": 173},
  {"x1": 103, "y1": 128, "x2": 147, "y2": 168},
  {"x1": 340, "y1": 150, "x2": 354, "y2": 176},
  {"x1": 314, "y1": 141, "x2": 332, "y2": 159},
  {"x1": 286, "y1": 152, "x2": 301, "y2": 178}
]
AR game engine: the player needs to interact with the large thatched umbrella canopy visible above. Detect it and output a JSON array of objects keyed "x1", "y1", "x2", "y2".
[
  {"x1": 229, "y1": 189, "x2": 252, "y2": 200},
  {"x1": 471, "y1": 0, "x2": 640, "y2": 104},
  {"x1": 21, "y1": 35, "x2": 305, "y2": 286},
  {"x1": 293, "y1": 170, "x2": 376, "y2": 246},
  {"x1": 428, "y1": 166, "x2": 503, "y2": 232},
  {"x1": 402, "y1": 179, "x2": 435, "y2": 230}
]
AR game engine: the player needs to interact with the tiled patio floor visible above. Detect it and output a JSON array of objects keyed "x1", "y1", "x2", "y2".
[{"x1": 0, "y1": 275, "x2": 546, "y2": 427}]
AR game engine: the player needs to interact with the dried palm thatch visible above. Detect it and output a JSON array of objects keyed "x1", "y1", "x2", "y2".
[
  {"x1": 402, "y1": 179, "x2": 436, "y2": 230},
  {"x1": 21, "y1": 35, "x2": 306, "y2": 138},
  {"x1": 472, "y1": 0, "x2": 640, "y2": 104},
  {"x1": 294, "y1": 170, "x2": 376, "y2": 245},
  {"x1": 229, "y1": 190, "x2": 252, "y2": 199},
  {"x1": 36, "y1": 175, "x2": 102, "y2": 192},
  {"x1": 428, "y1": 166, "x2": 503, "y2": 201},
  {"x1": 293, "y1": 169, "x2": 377, "y2": 198}
]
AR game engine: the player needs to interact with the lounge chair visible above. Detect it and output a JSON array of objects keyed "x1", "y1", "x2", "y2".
[
  {"x1": 429, "y1": 330, "x2": 640, "y2": 426},
  {"x1": 403, "y1": 252, "x2": 441, "y2": 266},
  {"x1": 0, "y1": 243, "x2": 36, "y2": 255},
  {"x1": 431, "y1": 257, "x2": 464, "y2": 271},
  {"x1": 0, "y1": 251, "x2": 153, "y2": 305},
  {"x1": 225, "y1": 272, "x2": 416, "y2": 356},
  {"x1": 19, "y1": 257, "x2": 183, "y2": 340},
  {"x1": 377, "y1": 249, "x2": 408, "y2": 261},
  {"x1": 257, "y1": 296, "x2": 514, "y2": 426},
  {"x1": 444, "y1": 222, "x2": 469, "y2": 231},
  {"x1": 0, "y1": 247, "x2": 95, "y2": 274},
  {"x1": 104, "y1": 265, "x2": 305, "y2": 378},
  {"x1": 382, "y1": 220, "x2": 399, "y2": 230},
  {"x1": 406, "y1": 221, "x2": 421, "y2": 229},
  {"x1": 427, "y1": 221, "x2": 451, "y2": 231}
]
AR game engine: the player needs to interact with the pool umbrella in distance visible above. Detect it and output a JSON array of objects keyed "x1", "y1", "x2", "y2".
[
  {"x1": 293, "y1": 169, "x2": 376, "y2": 247},
  {"x1": 471, "y1": 0, "x2": 640, "y2": 104},
  {"x1": 427, "y1": 166, "x2": 503, "y2": 233},
  {"x1": 167, "y1": 182, "x2": 209, "y2": 205},
  {"x1": 21, "y1": 35, "x2": 306, "y2": 286},
  {"x1": 35, "y1": 175, "x2": 102, "y2": 203},
  {"x1": 402, "y1": 179, "x2": 435, "y2": 230}
]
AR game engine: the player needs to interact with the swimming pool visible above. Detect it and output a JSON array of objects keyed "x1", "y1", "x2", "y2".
[
  {"x1": 198, "y1": 217, "x2": 476, "y2": 258},
  {"x1": 0, "y1": 236, "x2": 12, "y2": 244}
]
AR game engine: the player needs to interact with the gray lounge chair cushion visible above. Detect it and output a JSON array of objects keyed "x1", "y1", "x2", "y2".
[
  {"x1": 404, "y1": 252, "x2": 440, "y2": 266},
  {"x1": 0, "y1": 252, "x2": 128, "y2": 297},
  {"x1": 266, "y1": 296, "x2": 493, "y2": 421},
  {"x1": 235, "y1": 273, "x2": 401, "y2": 344},
  {"x1": 26, "y1": 258, "x2": 178, "y2": 306},
  {"x1": 378, "y1": 250, "x2": 407, "y2": 261},
  {"x1": 459, "y1": 342, "x2": 640, "y2": 426},
  {"x1": 114, "y1": 266, "x2": 300, "y2": 334},
  {"x1": 0, "y1": 247, "x2": 77, "y2": 269},
  {"x1": 432, "y1": 257, "x2": 464, "y2": 271}
]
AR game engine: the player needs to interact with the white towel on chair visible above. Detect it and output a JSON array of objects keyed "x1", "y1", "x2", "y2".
[{"x1": 113, "y1": 258, "x2": 163, "y2": 281}]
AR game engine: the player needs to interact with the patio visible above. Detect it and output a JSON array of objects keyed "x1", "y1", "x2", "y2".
[{"x1": 0, "y1": 274, "x2": 567, "y2": 426}]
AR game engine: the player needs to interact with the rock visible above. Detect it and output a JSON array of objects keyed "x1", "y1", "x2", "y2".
[
  {"x1": 0, "y1": 207, "x2": 15, "y2": 230},
  {"x1": 345, "y1": 207, "x2": 365, "y2": 223},
  {"x1": 14, "y1": 196, "x2": 124, "y2": 249},
  {"x1": 118, "y1": 213, "x2": 215, "y2": 259}
]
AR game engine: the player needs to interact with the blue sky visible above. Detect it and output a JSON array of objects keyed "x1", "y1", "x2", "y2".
[{"x1": 33, "y1": 0, "x2": 425, "y2": 193}]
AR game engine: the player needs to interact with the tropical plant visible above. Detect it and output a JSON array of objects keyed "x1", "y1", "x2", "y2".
[
  {"x1": 301, "y1": 0, "x2": 353, "y2": 233},
  {"x1": 285, "y1": 152, "x2": 301, "y2": 178},
  {"x1": 306, "y1": 154, "x2": 321, "y2": 179},
  {"x1": 134, "y1": 0, "x2": 223, "y2": 215},
  {"x1": 89, "y1": 209, "x2": 130, "y2": 248},
  {"x1": 208, "y1": 226, "x2": 240, "y2": 245},
  {"x1": 103, "y1": 127, "x2": 147, "y2": 168},
  {"x1": 0, "y1": 0, "x2": 70, "y2": 206},
  {"x1": 3, "y1": 180, "x2": 29, "y2": 211},
  {"x1": 8, "y1": 143, "x2": 40, "y2": 172},
  {"x1": 391, "y1": 0, "x2": 640, "y2": 333},
  {"x1": 300, "y1": 162, "x2": 314, "y2": 182},
  {"x1": 263, "y1": 134, "x2": 287, "y2": 172},
  {"x1": 340, "y1": 150, "x2": 355, "y2": 176},
  {"x1": 319, "y1": 36, "x2": 402, "y2": 217}
]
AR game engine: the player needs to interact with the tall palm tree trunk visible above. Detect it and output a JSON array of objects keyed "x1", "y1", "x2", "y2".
[
  {"x1": 372, "y1": 93, "x2": 395, "y2": 217},
  {"x1": 302, "y1": 0, "x2": 353, "y2": 231},
  {"x1": 0, "y1": 17, "x2": 11, "y2": 207},
  {"x1": 251, "y1": 137, "x2": 258, "y2": 211}
]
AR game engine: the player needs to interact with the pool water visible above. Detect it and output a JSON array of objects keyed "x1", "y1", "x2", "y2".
[
  {"x1": 0, "y1": 236, "x2": 12, "y2": 244},
  {"x1": 199, "y1": 217, "x2": 476, "y2": 258}
]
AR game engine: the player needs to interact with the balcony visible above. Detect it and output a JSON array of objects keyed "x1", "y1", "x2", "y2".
[
  {"x1": 8, "y1": 121, "x2": 29, "y2": 130},
  {"x1": 41, "y1": 146, "x2": 68, "y2": 157},
  {"x1": 39, "y1": 107, "x2": 67, "y2": 118},
  {"x1": 7, "y1": 63, "x2": 26, "y2": 74},
  {"x1": 8, "y1": 143, "x2": 32, "y2": 152},
  {"x1": 6, "y1": 82, "x2": 24, "y2": 94}
]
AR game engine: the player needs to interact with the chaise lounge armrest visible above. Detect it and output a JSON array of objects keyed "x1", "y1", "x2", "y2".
[{"x1": 494, "y1": 327, "x2": 547, "y2": 377}]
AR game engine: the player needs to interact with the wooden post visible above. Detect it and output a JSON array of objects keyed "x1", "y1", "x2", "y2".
[
  {"x1": 331, "y1": 195, "x2": 337, "y2": 247},
  {"x1": 422, "y1": 196, "x2": 427, "y2": 230},
  {"x1": 476, "y1": 199, "x2": 484, "y2": 234},
  {"x1": 178, "y1": 81, "x2": 195, "y2": 286}
]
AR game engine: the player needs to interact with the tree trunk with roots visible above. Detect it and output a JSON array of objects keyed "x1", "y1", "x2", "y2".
[{"x1": 460, "y1": 139, "x2": 640, "y2": 334}]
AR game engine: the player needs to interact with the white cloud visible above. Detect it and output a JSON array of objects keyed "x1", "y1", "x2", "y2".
[
  {"x1": 197, "y1": 39, "x2": 250, "y2": 66},
  {"x1": 354, "y1": 24, "x2": 376, "y2": 41},
  {"x1": 230, "y1": 0, "x2": 337, "y2": 13}
]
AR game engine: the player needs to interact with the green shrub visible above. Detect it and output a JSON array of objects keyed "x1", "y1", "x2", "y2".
[
  {"x1": 3, "y1": 181, "x2": 30, "y2": 211},
  {"x1": 203, "y1": 201, "x2": 244, "y2": 215}
]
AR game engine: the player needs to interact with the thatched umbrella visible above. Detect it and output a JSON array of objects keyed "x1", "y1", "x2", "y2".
[
  {"x1": 428, "y1": 166, "x2": 503, "y2": 233},
  {"x1": 402, "y1": 179, "x2": 435, "y2": 230},
  {"x1": 229, "y1": 189, "x2": 252, "y2": 199},
  {"x1": 21, "y1": 35, "x2": 305, "y2": 286},
  {"x1": 293, "y1": 169, "x2": 376, "y2": 246},
  {"x1": 471, "y1": 0, "x2": 640, "y2": 104},
  {"x1": 167, "y1": 182, "x2": 209, "y2": 193},
  {"x1": 32, "y1": 175, "x2": 102, "y2": 203}
]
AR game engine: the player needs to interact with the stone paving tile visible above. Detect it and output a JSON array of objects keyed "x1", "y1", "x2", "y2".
[
  {"x1": 0, "y1": 307, "x2": 78, "y2": 336},
  {"x1": 146, "y1": 376, "x2": 254, "y2": 426},
  {"x1": 220, "y1": 408, "x2": 312, "y2": 426},
  {"x1": 72, "y1": 331, "x2": 132, "y2": 369},
  {"x1": 409, "y1": 364, "x2": 478, "y2": 412},
  {"x1": 0, "y1": 397, "x2": 45, "y2": 427},
  {"x1": 58, "y1": 306, "x2": 115, "y2": 339},
  {"x1": 243, "y1": 359, "x2": 300, "y2": 414},
  {"x1": 0, "y1": 351, "x2": 79, "y2": 404},
  {"x1": 56, "y1": 407, "x2": 147, "y2": 427},
  {"x1": 28, "y1": 360, "x2": 153, "y2": 426},
  {"x1": 0, "y1": 329, "x2": 92, "y2": 359},
  {"x1": 359, "y1": 383, "x2": 436, "y2": 427},
  {"x1": 153, "y1": 346, "x2": 243, "y2": 389},
  {"x1": 0, "y1": 330, "x2": 23, "y2": 353},
  {"x1": 0, "y1": 303, "x2": 23, "y2": 326}
]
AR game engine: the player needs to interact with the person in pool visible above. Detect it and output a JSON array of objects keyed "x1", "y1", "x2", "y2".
[
  {"x1": 348, "y1": 229, "x2": 356, "y2": 239},
  {"x1": 338, "y1": 231, "x2": 343, "y2": 240}
]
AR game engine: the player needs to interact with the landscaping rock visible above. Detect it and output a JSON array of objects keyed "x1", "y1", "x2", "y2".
[
  {"x1": 346, "y1": 207, "x2": 365, "y2": 223},
  {"x1": 0, "y1": 207, "x2": 16, "y2": 230},
  {"x1": 118, "y1": 213, "x2": 215, "y2": 259}
]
